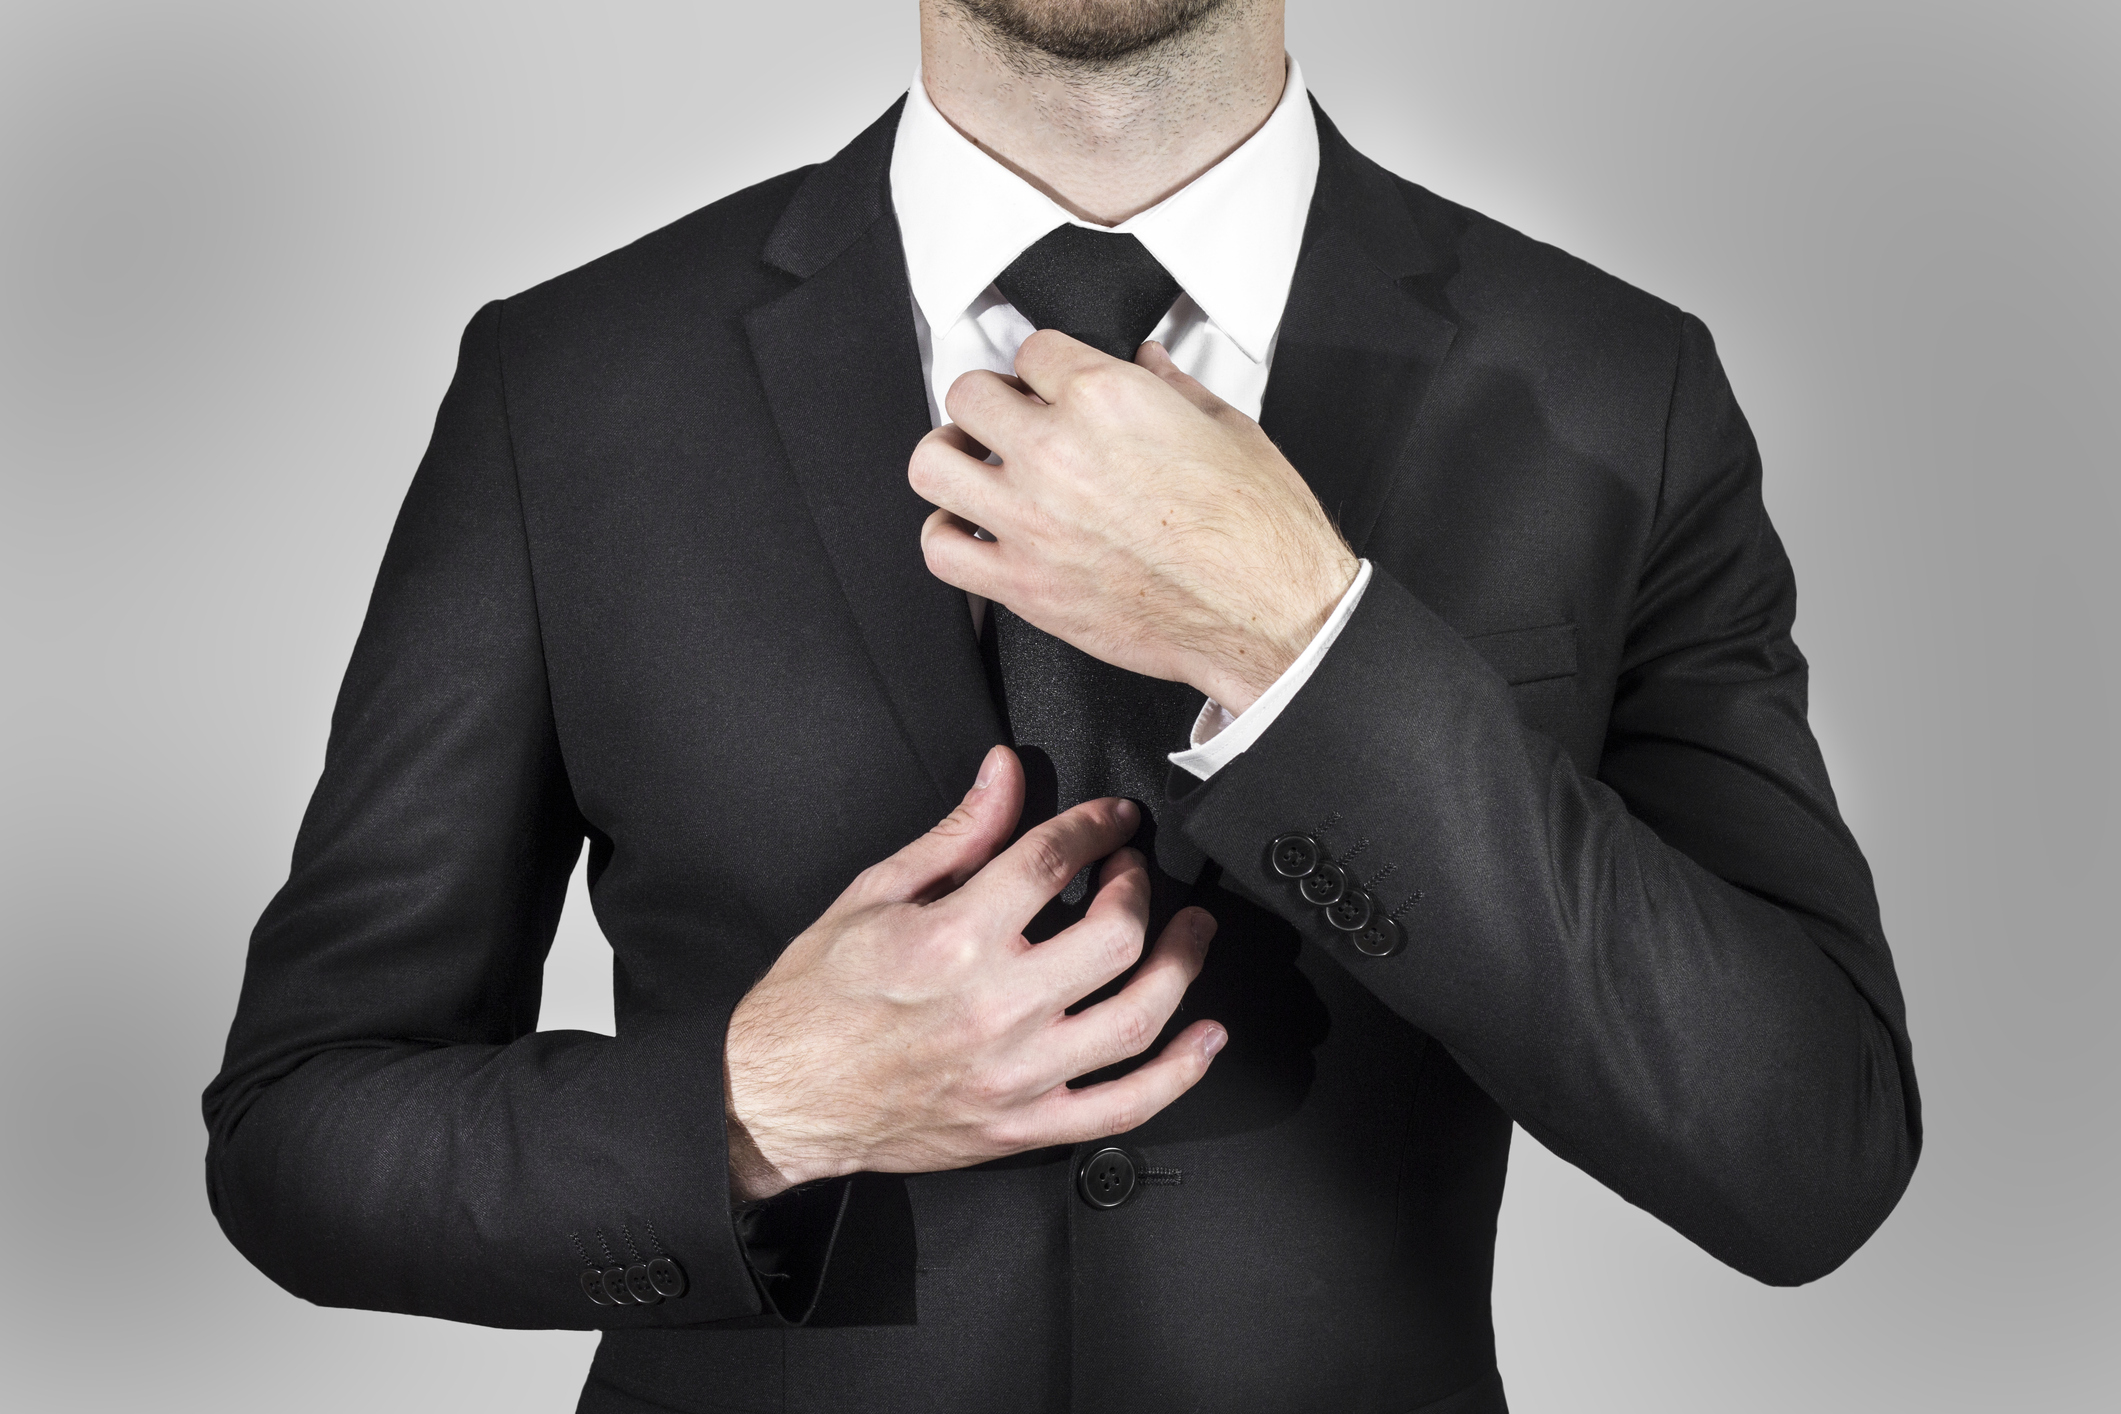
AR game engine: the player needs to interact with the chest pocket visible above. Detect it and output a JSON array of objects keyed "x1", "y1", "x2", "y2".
[
  {"x1": 1464, "y1": 621, "x2": 1578, "y2": 685},
  {"x1": 1464, "y1": 621, "x2": 1584, "y2": 757}
]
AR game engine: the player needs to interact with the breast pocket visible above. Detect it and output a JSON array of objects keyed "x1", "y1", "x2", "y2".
[
  {"x1": 1463, "y1": 621, "x2": 1578, "y2": 685},
  {"x1": 1462, "y1": 621, "x2": 1583, "y2": 752}
]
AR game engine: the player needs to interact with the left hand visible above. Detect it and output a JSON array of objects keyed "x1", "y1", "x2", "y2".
[{"x1": 911, "y1": 331, "x2": 1360, "y2": 714}]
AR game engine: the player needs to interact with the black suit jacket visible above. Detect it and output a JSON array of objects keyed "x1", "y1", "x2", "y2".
[{"x1": 205, "y1": 101, "x2": 1919, "y2": 1414}]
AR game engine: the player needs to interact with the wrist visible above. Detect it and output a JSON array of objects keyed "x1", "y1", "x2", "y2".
[
  {"x1": 723, "y1": 1008, "x2": 809, "y2": 1201},
  {"x1": 1197, "y1": 548, "x2": 1358, "y2": 712},
  {"x1": 724, "y1": 1102, "x2": 794, "y2": 1202}
]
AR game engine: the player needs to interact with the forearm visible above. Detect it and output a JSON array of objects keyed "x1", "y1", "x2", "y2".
[
  {"x1": 1173, "y1": 569, "x2": 1918, "y2": 1284},
  {"x1": 203, "y1": 298, "x2": 771, "y2": 1328},
  {"x1": 206, "y1": 1012, "x2": 765, "y2": 1328}
]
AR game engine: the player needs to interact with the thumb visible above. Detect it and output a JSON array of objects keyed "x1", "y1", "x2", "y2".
[
  {"x1": 866, "y1": 745, "x2": 1025, "y2": 903},
  {"x1": 1135, "y1": 341, "x2": 1225, "y2": 415}
]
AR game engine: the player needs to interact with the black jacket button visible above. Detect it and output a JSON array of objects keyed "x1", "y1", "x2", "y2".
[
  {"x1": 1077, "y1": 1147, "x2": 1138, "y2": 1209},
  {"x1": 646, "y1": 1256, "x2": 687, "y2": 1298},
  {"x1": 1299, "y1": 861, "x2": 1347, "y2": 905},
  {"x1": 1324, "y1": 888, "x2": 1374, "y2": 932},
  {"x1": 625, "y1": 1264, "x2": 661, "y2": 1304},
  {"x1": 601, "y1": 1266, "x2": 638, "y2": 1305},
  {"x1": 581, "y1": 1268, "x2": 614, "y2": 1305},
  {"x1": 1269, "y1": 834, "x2": 1320, "y2": 878},
  {"x1": 1352, "y1": 914, "x2": 1403, "y2": 957}
]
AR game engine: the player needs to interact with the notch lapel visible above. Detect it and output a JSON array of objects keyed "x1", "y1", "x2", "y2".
[
  {"x1": 1261, "y1": 107, "x2": 1459, "y2": 555},
  {"x1": 746, "y1": 103, "x2": 1003, "y2": 812}
]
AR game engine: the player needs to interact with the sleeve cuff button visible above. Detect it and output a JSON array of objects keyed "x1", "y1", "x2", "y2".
[
  {"x1": 1352, "y1": 915, "x2": 1404, "y2": 958},
  {"x1": 1270, "y1": 834, "x2": 1321, "y2": 877},
  {"x1": 1324, "y1": 888, "x2": 1374, "y2": 933},
  {"x1": 582, "y1": 1268, "x2": 614, "y2": 1305},
  {"x1": 1299, "y1": 861, "x2": 1347, "y2": 905}
]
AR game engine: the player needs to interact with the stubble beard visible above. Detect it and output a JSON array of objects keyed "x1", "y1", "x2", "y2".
[{"x1": 944, "y1": 0, "x2": 1240, "y2": 66}]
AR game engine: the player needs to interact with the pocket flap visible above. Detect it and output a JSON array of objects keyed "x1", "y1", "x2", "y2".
[{"x1": 1463, "y1": 621, "x2": 1578, "y2": 685}]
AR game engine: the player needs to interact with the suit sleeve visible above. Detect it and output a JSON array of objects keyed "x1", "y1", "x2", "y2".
[
  {"x1": 201, "y1": 302, "x2": 769, "y2": 1329},
  {"x1": 1170, "y1": 313, "x2": 1920, "y2": 1286}
]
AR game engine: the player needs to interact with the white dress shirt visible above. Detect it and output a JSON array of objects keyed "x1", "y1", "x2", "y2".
[{"x1": 888, "y1": 57, "x2": 1371, "y2": 780}]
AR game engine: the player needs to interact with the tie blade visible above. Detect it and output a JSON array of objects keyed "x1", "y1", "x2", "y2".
[
  {"x1": 990, "y1": 607, "x2": 1199, "y2": 811},
  {"x1": 984, "y1": 604, "x2": 1208, "y2": 947}
]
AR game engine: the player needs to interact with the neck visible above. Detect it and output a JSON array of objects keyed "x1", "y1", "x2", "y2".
[{"x1": 918, "y1": 0, "x2": 1287, "y2": 226}]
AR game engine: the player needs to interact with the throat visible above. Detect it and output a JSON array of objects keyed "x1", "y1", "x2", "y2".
[{"x1": 918, "y1": 0, "x2": 1289, "y2": 225}]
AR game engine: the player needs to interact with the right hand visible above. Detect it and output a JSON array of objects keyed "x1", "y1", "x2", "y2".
[{"x1": 723, "y1": 744, "x2": 1225, "y2": 1200}]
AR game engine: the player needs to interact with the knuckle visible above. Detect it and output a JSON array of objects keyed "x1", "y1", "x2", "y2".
[
  {"x1": 913, "y1": 919, "x2": 977, "y2": 974},
  {"x1": 1021, "y1": 832, "x2": 1077, "y2": 889},
  {"x1": 1112, "y1": 1007, "x2": 1156, "y2": 1058},
  {"x1": 1077, "y1": 365, "x2": 1137, "y2": 414},
  {"x1": 966, "y1": 994, "x2": 1016, "y2": 1044},
  {"x1": 930, "y1": 803, "x2": 976, "y2": 838},
  {"x1": 1072, "y1": 363, "x2": 1115, "y2": 396},
  {"x1": 943, "y1": 922, "x2": 991, "y2": 973},
  {"x1": 944, "y1": 368, "x2": 984, "y2": 411},
  {"x1": 966, "y1": 1065, "x2": 1016, "y2": 1109},
  {"x1": 981, "y1": 1115, "x2": 1031, "y2": 1154},
  {"x1": 1102, "y1": 1097, "x2": 1145, "y2": 1135},
  {"x1": 853, "y1": 859, "x2": 903, "y2": 898},
  {"x1": 921, "y1": 528, "x2": 958, "y2": 574},
  {"x1": 1101, "y1": 919, "x2": 1146, "y2": 970}
]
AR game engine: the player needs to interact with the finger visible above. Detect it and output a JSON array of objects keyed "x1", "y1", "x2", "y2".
[
  {"x1": 1010, "y1": 326, "x2": 1122, "y2": 405},
  {"x1": 943, "y1": 368, "x2": 1046, "y2": 455},
  {"x1": 1019, "y1": 1018, "x2": 1228, "y2": 1147},
  {"x1": 857, "y1": 745, "x2": 1024, "y2": 904},
  {"x1": 920, "y1": 506, "x2": 1008, "y2": 599},
  {"x1": 934, "y1": 420, "x2": 994, "y2": 463},
  {"x1": 950, "y1": 795, "x2": 1141, "y2": 935},
  {"x1": 1045, "y1": 906, "x2": 1216, "y2": 1076},
  {"x1": 908, "y1": 426, "x2": 1010, "y2": 528},
  {"x1": 1025, "y1": 849, "x2": 1153, "y2": 1002},
  {"x1": 1133, "y1": 341, "x2": 1226, "y2": 416}
]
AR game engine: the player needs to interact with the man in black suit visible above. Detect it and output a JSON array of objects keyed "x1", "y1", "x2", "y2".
[{"x1": 204, "y1": 1, "x2": 1921, "y2": 1410}]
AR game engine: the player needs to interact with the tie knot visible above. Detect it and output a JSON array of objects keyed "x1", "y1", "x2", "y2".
[{"x1": 995, "y1": 226, "x2": 1181, "y2": 362}]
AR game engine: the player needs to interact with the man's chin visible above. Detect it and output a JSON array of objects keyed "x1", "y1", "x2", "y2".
[{"x1": 949, "y1": 0, "x2": 1235, "y2": 64}]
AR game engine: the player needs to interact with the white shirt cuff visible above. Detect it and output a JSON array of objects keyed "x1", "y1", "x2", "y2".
[{"x1": 1168, "y1": 559, "x2": 1373, "y2": 781}]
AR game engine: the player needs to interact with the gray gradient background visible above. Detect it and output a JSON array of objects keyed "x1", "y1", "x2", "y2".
[{"x1": 3, "y1": 1, "x2": 2115, "y2": 1409}]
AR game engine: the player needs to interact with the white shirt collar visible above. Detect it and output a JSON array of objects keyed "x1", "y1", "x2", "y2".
[{"x1": 890, "y1": 57, "x2": 1319, "y2": 365}]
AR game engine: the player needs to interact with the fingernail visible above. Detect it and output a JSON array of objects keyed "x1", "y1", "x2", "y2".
[
  {"x1": 974, "y1": 746, "x2": 1001, "y2": 790},
  {"x1": 1194, "y1": 912, "x2": 1218, "y2": 946},
  {"x1": 1202, "y1": 1026, "x2": 1228, "y2": 1060},
  {"x1": 1114, "y1": 798, "x2": 1140, "y2": 827}
]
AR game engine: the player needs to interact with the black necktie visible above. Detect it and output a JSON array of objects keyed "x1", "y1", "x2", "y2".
[{"x1": 984, "y1": 226, "x2": 1205, "y2": 936}]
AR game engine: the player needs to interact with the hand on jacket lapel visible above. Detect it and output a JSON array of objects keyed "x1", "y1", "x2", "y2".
[{"x1": 911, "y1": 331, "x2": 1360, "y2": 713}]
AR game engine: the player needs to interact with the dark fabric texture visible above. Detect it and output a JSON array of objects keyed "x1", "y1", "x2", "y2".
[
  {"x1": 203, "y1": 96, "x2": 1919, "y2": 1414},
  {"x1": 994, "y1": 225, "x2": 1181, "y2": 361},
  {"x1": 986, "y1": 226, "x2": 1203, "y2": 926}
]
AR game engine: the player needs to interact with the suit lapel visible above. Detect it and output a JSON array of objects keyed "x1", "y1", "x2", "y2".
[
  {"x1": 1262, "y1": 107, "x2": 1459, "y2": 554},
  {"x1": 746, "y1": 103, "x2": 1003, "y2": 812}
]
